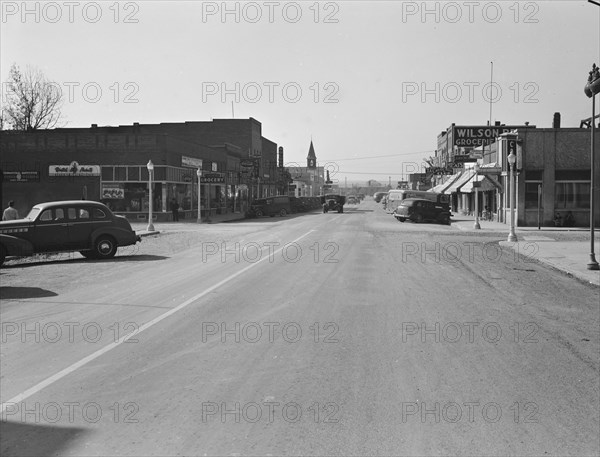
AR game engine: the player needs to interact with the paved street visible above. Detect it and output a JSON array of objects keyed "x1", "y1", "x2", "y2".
[{"x1": 1, "y1": 199, "x2": 599, "y2": 456}]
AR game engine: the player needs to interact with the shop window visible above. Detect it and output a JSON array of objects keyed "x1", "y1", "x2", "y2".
[
  {"x1": 101, "y1": 166, "x2": 114, "y2": 181},
  {"x1": 115, "y1": 167, "x2": 126, "y2": 181},
  {"x1": 127, "y1": 167, "x2": 140, "y2": 181},
  {"x1": 555, "y1": 182, "x2": 591, "y2": 209},
  {"x1": 154, "y1": 166, "x2": 166, "y2": 181},
  {"x1": 525, "y1": 182, "x2": 542, "y2": 209}
]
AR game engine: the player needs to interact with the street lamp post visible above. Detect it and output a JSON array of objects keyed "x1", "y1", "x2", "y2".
[
  {"x1": 473, "y1": 163, "x2": 481, "y2": 229},
  {"x1": 196, "y1": 167, "x2": 202, "y2": 224},
  {"x1": 146, "y1": 160, "x2": 155, "y2": 232},
  {"x1": 584, "y1": 63, "x2": 600, "y2": 270},
  {"x1": 507, "y1": 151, "x2": 517, "y2": 242}
]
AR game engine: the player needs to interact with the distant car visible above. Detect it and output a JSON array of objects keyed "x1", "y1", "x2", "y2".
[
  {"x1": 248, "y1": 196, "x2": 292, "y2": 217},
  {"x1": 321, "y1": 194, "x2": 346, "y2": 213},
  {"x1": 394, "y1": 198, "x2": 451, "y2": 225},
  {"x1": 0, "y1": 200, "x2": 141, "y2": 266},
  {"x1": 374, "y1": 192, "x2": 388, "y2": 203},
  {"x1": 346, "y1": 196, "x2": 358, "y2": 205}
]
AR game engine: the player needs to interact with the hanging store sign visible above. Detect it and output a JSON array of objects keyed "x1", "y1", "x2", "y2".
[
  {"x1": 4, "y1": 171, "x2": 40, "y2": 182},
  {"x1": 452, "y1": 126, "x2": 522, "y2": 147},
  {"x1": 49, "y1": 162, "x2": 100, "y2": 176},
  {"x1": 201, "y1": 175, "x2": 225, "y2": 183},
  {"x1": 181, "y1": 156, "x2": 203, "y2": 168},
  {"x1": 478, "y1": 166, "x2": 502, "y2": 175},
  {"x1": 240, "y1": 159, "x2": 256, "y2": 168},
  {"x1": 453, "y1": 155, "x2": 478, "y2": 163}
]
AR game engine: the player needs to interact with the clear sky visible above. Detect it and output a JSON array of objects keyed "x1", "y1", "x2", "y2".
[{"x1": 2, "y1": 1, "x2": 599, "y2": 184}]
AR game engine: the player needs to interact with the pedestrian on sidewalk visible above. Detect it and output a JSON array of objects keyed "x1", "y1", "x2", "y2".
[
  {"x1": 564, "y1": 211, "x2": 575, "y2": 227},
  {"x1": 554, "y1": 212, "x2": 563, "y2": 227},
  {"x1": 2, "y1": 201, "x2": 19, "y2": 220},
  {"x1": 170, "y1": 198, "x2": 180, "y2": 222}
]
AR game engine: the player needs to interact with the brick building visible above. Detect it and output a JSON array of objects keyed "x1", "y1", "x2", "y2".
[
  {"x1": 430, "y1": 114, "x2": 600, "y2": 227},
  {"x1": 0, "y1": 118, "x2": 284, "y2": 221}
]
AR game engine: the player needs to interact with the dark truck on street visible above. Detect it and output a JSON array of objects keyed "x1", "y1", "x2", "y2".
[
  {"x1": 247, "y1": 196, "x2": 292, "y2": 217},
  {"x1": 321, "y1": 194, "x2": 346, "y2": 213}
]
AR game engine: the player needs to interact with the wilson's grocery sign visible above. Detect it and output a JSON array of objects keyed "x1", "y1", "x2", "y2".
[{"x1": 452, "y1": 126, "x2": 522, "y2": 147}]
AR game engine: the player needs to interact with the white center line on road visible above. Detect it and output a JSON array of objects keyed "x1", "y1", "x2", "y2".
[{"x1": 0, "y1": 229, "x2": 317, "y2": 414}]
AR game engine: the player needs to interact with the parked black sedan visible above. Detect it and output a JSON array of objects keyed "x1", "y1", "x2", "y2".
[
  {"x1": 393, "y1": 198, "x2": 451, "y2": 225},
  {"x1": 0, "y1": 200, "x2": 141, "y2": 266}
]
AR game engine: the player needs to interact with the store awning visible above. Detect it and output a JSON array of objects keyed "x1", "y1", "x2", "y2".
[
  {"x1": 446, "y1": 170, "x2": 475, "y2": 193},
  {"x1": 430, "y1": 173, "x2": 463, "y2": 194},
  {"x1": 461, "y1": 175, "x2": 504, "y2": 193}
]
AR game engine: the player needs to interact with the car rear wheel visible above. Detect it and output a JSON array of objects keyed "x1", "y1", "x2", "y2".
[
  {"x1": 338, "y1": 207, "x2": 343, "y2": 213},
  {"x1": 279, "y1": 208, "x2": 287, "y2": 216},
  {"x1": 440, "y1": 215, "x2": 451, "y2": 225},
  {"x1": 94, "y1": 236, "x2": 117, "y2": 259},
  {"x1": 255, "y1": 209, "x2": 264, "y2": 217}
]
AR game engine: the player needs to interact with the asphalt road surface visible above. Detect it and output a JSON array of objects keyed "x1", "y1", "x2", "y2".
[{"x1": 1, "y1": 199, "x2": 599, "y2": 456}]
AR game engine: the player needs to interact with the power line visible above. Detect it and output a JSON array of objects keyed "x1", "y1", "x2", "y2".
[
  {"x1": 332, "y1": 171, "x2": 422, "y2": 176},
  {"x1": 319, "y1": 150, "x2": 434, "y2": 162}
]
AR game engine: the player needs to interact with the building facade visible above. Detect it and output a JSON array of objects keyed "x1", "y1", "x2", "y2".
[
  {"x1": 430, "y1": 115, "x2": 600, "y2": 227},
  {"x1": 0, "y1": 118, "x2": 284, "y2": 221}
]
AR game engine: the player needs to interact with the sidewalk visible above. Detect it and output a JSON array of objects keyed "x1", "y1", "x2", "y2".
[
  {"x1": 452, "y1": 216, "x2": 600, "y2": 286},
  {"x1": 133, "y1": 212, "x2": 246, "y2": 237}
]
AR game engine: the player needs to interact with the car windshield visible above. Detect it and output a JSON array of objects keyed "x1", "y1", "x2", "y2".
[{"x1": 24, "y1": 207, "x2": 41, "y2": 220}]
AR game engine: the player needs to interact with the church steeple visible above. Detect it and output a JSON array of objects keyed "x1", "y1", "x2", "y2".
[{"x1": 307, "y1": 140, "x2": 316, "y2": 169}]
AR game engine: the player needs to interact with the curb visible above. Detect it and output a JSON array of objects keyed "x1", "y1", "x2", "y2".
[
  {"x1": 137, "y1": 230, "x2": 160, "y2": 237},
  {"x1": 499, "y1": 241, "x2": 600, "y2": 287}
]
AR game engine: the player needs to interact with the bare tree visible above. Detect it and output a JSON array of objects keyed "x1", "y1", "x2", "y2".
[
  {"x1": 423, "y1": 156, "x2": 435, "y2": 168},
  {"x1": 2, "y1": 64, "x2": 63, "y2": 130}
]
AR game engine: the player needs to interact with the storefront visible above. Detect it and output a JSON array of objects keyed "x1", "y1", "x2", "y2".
[{"x1": 100, "y1": 164, "x2": 204, "y2": 221}]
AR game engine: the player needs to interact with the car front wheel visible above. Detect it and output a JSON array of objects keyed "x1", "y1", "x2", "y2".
[
  {"x1": 255, "y1": 209, "x2": 264, "y2": 217},
  {"x1": 279, "y1": 208, "x2": 287, "y2": 216},
  {"x1": 94, "y1": 236, "x2": 117, "y2": 259}
]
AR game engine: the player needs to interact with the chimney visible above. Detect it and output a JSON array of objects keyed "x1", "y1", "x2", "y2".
[
  {"x1": 495, "y1": 121, "x2": 501, "y2": 126},
  {"x1": 553, "y1": 112, "x2": 561, "y2": 129},
  {"x1": 278, "y1": 146, "x2": 283, "y2": 168},
  {"x1": 91, "y1": 124, "x2": 97, "y2": 128}
]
